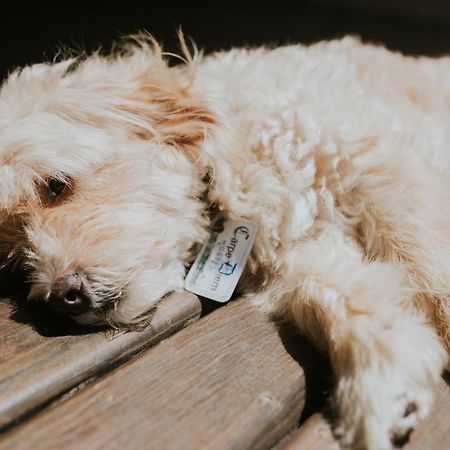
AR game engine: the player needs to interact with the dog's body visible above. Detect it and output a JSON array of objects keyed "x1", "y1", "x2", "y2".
[{"x1": 0, "y1": 36, "x2": 449, "y2": 449}]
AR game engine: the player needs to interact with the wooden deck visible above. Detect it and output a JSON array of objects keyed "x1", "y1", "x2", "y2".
[{"x1": 0, "y1": 291, "x2": 448, "y2": 449}]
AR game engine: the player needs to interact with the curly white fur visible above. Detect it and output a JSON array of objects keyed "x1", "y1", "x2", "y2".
[{"x1": 0, "y1": 36, "x2": 449, "y2": 449}]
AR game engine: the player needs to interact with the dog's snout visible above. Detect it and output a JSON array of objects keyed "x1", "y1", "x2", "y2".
[{"x1": 48, "y1": 273, "x2": 91, "y2": 315}]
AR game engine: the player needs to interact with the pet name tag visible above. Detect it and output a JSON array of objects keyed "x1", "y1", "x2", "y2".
[{"x1": 185, "y1": 219, "x2": 258, "y2": 302}]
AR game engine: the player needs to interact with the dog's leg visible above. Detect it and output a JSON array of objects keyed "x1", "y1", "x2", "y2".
[
  {"x1": 357, "y1": 152, "x2": 450, "y2": 354},
  {"x1": 252, "y1": 223, "x2": 447, "y2": 450}
]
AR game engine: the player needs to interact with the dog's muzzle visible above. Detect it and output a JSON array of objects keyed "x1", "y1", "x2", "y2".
[{"x1": 48, "y1": 272, "x2": 92, "y2": 315}]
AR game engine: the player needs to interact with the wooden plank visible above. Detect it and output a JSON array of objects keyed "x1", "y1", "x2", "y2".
[
  {"x1": 277, "y1": 379, "x2": 450, "y2": 450},
  {"x1": 276, "y1": 413, "x2": 339, "y2": 450},
  {"x1": 0, "y1": 291, "x2": 201, "y2": 430},
  {"x1": 0, "y1": 298, "x2": 306, "y2": 450}
]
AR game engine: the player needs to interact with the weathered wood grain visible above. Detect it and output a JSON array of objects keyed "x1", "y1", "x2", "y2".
[
  {"x1": 0, "y1": 298, "x2": 306, "y2": 450},
  {"x1": 0, "y1": 291, "x2": 201, "y2": 430},
  {"x1": 277, "y1": 379, "x2": 450, "y2": 450}
]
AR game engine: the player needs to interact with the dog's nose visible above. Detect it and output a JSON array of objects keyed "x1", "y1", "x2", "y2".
[{"x1": 48, "y1": 273, "x2": 91, "y2": 315}]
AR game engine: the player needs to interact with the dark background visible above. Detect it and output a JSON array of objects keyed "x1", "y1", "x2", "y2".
[{"x1": 1, "y1": 1, "x2": 450, "y2": 82}]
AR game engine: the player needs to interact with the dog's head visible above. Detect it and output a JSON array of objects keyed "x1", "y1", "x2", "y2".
[{"x1": 0, "y1": 37, "x2": 216, "y2": 328}]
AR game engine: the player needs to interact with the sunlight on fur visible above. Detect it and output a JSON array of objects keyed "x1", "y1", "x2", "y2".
[{"x1": 0, "y1": 33, "x2": 449, "y2": 450}]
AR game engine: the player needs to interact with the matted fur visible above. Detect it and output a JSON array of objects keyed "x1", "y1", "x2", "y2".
[{"x1": 0, "y1": 35, "x2": 449, "y2": 449}]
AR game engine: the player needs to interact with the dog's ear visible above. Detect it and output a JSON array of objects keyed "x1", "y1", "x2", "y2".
[
  {"x1": 64, "y1": 36, "x2": 217, "y2": 155},
  {"x1": 122, "y1": 71, "x2": 217, "y2": 150}
]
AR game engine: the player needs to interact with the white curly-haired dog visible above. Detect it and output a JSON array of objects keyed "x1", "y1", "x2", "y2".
[{"x1": 0, "y1": 34, "x2": 449, "y2": 449}]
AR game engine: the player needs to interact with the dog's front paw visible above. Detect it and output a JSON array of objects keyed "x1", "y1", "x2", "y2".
[
  {"x1": 333, "y1": 320, "x2": 448, "y2": 450},
  {"x1": 388, "y1": 394, "x2": 422, "y2": 447},
  {"x1": 334, "y1": 368, "x2": 436, "y2": 450}
]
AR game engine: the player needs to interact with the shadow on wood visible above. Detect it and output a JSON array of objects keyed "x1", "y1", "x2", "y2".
[
  {"x1": 276, "y1": 321, "x2": 334, "y2": 425},
  {"x1": 0, "y1": 266, "x2": 104, "y2": 337},
  {"x1": 8, "y1": 297, "x2": 101, "y2": 337}
]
